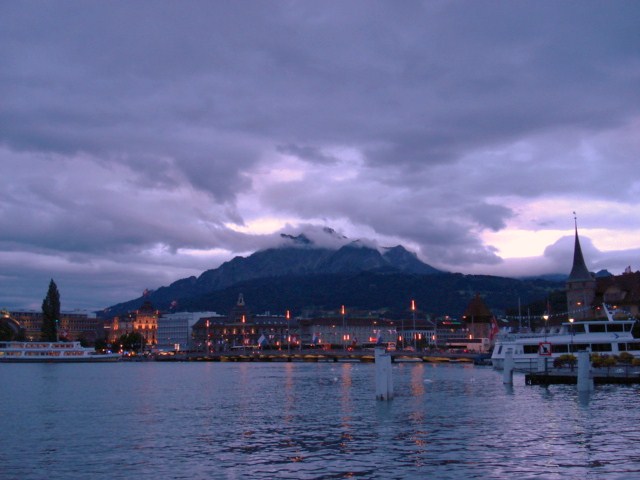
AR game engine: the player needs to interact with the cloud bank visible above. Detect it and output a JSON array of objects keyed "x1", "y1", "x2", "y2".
[{"x1": 1, "y1": 1, "x2": 639, "y2": 309}]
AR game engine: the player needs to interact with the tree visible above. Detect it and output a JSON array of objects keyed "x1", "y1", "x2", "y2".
[
  {"x1": 41, "y1": 279, "x2": 61, "y2": 341},
  {"x1": 0, "y1": 322, "x2": 12, "y2": 341},
  {"x1": 115, "y1": 332, "x2": 146, "y2": 353}
]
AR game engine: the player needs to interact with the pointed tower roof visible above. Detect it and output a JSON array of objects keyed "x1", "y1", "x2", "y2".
[
  {"x1": 568, "y1": 216, "x2": 592, "y2": 282},
  {"x1": 462, "y1": 294, "x2": 493, "y2": 323}
]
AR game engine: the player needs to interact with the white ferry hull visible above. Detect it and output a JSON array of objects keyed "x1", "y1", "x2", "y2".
[
  {"x1": 0, "y1": 341, "x2": 121, "y2": 363},
  {"x1": 491, "y1": 315, "x2": 640, "y2": 371},
  {"x1": 0, "y1": 354, "x2": 121, "y2": 363}
]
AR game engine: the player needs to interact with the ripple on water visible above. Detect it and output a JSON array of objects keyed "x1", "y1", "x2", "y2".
[{"x1": 2, "y1": 362, "x2": 640, "y2": 479}]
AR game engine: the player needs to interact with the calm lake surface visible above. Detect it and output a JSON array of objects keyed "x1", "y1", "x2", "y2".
[{"x1": 2, "y1": 361, "x2": 640, "y2": 479}]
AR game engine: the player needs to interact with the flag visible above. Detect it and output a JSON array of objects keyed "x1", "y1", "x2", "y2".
[
  {"x1": 258, "y1": 335, "x2": 267, "y2": 346},
  {"x1": 489, "y1": 317, "x2": 500, "y2": 341}
]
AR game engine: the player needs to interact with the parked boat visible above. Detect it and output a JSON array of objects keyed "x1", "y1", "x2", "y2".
[
  {"x1": 491, "y1": 305, "x2": 639, "y2": 371},
  {"x1": 0, "y1": 341, "x2": 121, "y2": 363}
]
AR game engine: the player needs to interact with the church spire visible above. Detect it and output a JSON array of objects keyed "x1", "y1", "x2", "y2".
[{"x1": 568, "y1": 213, "x2": 592, "y2": 282}]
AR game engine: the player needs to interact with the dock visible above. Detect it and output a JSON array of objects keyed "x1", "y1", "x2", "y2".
[
  {"x1": 153, "y1": 350, "x2": 492, "y2": 364},
  {"x1": 525, "y1": 366, "x2": 640, "y2": 385}
]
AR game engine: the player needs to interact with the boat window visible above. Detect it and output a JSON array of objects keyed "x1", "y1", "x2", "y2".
[
  {"x1": 626, "y1": 343, "x2": 640, "y2": 351},
  {"x1": 553, "y1": 344, "x2": 569, "y2": 353},
  {"x1": 523, "y1": 345, "x2": 538, "y2": 354},
  {"x1": 572, "y1": 324, "x2": 585, "y2": 334},
  {"x1": 589, "y1": 324, "x2": 606, "y2": 333},
  {"x1": 607, "y1": 324, "x2": 624, "y2": 333},
  {"x1": 591, "y1": 343, "x2": 612, "y2": 352},
  {"x1": 497, "y1": 346, "x2": 502, "y2": 354},
  {"x1": 619, "y1": 343, "x2": 627, "y2": 351},
  {"x1": 574, "y1": 343, "x2": 589, "y2": 351}
]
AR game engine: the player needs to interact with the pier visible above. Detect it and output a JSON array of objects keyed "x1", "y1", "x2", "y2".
[
  {"x1": 525, "y1": 366, "x2": 640, "y2": 386},
  {"x1": 152, "y1": 349, "x2": 491, "y2": 364}
]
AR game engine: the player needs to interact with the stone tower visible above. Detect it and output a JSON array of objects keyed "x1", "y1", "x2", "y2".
[{"x1": 565, "y1": 218, "x2": 596, "y2": 320}]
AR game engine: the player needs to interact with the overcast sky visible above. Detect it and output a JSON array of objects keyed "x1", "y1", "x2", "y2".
[{"x1": 1, "y1": 1, "x2": 639, "y2": 311}]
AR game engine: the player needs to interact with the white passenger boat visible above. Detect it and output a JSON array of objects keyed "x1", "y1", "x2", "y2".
[
  {"x1": 0, "y1": 341, "x2": 121, "y2": 363},
  {"x1": 491, "y1": 305, "x2": 639, "y2": 371}
]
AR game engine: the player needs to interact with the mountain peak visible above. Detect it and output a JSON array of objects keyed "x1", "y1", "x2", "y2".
[{"x1": 279, "y1": 233, "x2": 313, "y2": 246}]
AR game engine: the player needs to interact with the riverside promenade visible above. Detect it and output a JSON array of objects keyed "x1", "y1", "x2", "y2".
[{"x1": 152, "y1": 349, "x2": 490, "y2": 364}]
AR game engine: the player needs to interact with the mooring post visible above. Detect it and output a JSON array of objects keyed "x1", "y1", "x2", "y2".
[
  {"x1": 503, "y1": 348, "x2": 514, "y2": 385},
  {"x1": 577, "y1": 350, "x2": 593, "y2": 392},
  {"x1": 537, "y1": 357, "x2": 546, "y2": 373},
  {"x1": 375, "y1": 346, "x2": 393, "y2": 400}
]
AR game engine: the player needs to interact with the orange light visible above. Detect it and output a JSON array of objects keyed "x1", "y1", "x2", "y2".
[
  {"x1": 341, "y1": 305, "x2": 345, "y2": 315},
  {"x1": 242, "y1": 315, "x2": 245, "y2": 323},
  {"x1": 286, "y1": 310, "x2": 290, "y2": 320},
  {"x1": 411, "y1": 299, "x2": 416, "y2": 311}
]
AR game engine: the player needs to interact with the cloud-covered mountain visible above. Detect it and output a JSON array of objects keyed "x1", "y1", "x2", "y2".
[{"x1": 104, "y1": 236, "x2": 442, "y2": 315}]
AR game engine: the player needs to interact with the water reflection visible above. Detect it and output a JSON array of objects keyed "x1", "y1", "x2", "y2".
[{"x1": 3, "y1": 363, "x2": 640, "y2": 479}]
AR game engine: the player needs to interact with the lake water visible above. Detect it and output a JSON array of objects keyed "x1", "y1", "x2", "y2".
[{"x1": 1, "y1": 361, "x2": 640, "y2": 479}]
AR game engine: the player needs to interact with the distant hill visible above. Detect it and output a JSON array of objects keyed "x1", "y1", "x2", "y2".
[
  {"x1": 160, "y1": 272, "x2": 564, "y2": 320},
  {"x1": 520, "y1": 273, "x2": 568, "y2": 282}
]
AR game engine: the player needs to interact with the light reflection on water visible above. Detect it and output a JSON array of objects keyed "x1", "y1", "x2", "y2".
[{"x1": 2, "y1": 362, "x2": 640, "y2": 479}]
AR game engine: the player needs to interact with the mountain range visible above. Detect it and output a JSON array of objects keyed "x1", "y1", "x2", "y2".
[{"x1": 103, "y1": 232, "x2": 564, "y2": 318}]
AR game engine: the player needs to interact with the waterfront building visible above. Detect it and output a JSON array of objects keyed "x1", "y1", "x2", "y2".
[
  {"x1": 104, "y1": 299, "x2": 159, "y2": 348},
  {"x1": 132, "y1": 300, "x2": 158, "y2": 346},
  {"x1": 593, "y1": 270, "x2": 640, "y2": 318},
  {"x1": 461, "y1": 294, "x2": 494, "y2": 340},
  {"x1": 104, "y1": 314, "x2": 134, "y2": 343},
  {"x1": 8, "y1": 309, "x2": 101, "y2": 343},
  {"x1": 156, "y1": 311, "x2": 220, "y2": 351},
  {"x1": 192, "y1": 294, "x2": 291, "y2": 351},
  {"x1": 566, "y1": 221, "x2": 597, "y2": 320},
  {"x1": 566, "y1": 223, "x2": 640, "y2": 320}
]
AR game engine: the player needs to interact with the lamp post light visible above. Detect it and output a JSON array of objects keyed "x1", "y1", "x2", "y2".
[
  {"x1": 569, "y1": 317, "x2": 575, "y2": 352},
  {"x1": 411, "y1": 299, "x2": 417, "y2": 351},
  {"x1": 206, "y1": 319, "x2": 210, "y2": 354},
  {"x1": 569, "y1": 317, "x2": 575, "y2": 371},
  {"x1": 341, "y1": 305, "x2": 346, "y2": 352},
  {"x1": 543, "y1": 313, "x2": 549, "y2": 342},
  {"x1": 241, "y1": 314, "x2": 246, "y2": 353},
  {"x1": 286, "y1": 310, "x2": 291, "y2": 355}
]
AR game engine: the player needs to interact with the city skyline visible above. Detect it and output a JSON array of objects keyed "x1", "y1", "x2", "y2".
[{"x1": 1, "y1": 2, "x2": 639, "y2": 310}]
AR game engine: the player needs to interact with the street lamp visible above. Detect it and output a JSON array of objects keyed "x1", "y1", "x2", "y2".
[
  {"x1": 341, "y1": 305, "x2": 346, "y2": 351},
  {"x1": 569, "y1": 318, "x2": 575, "y2": 353},
  {"x1": 206, "y1": 319, "x2": 210, "y2": 354},
  {"x1": 241, "y1": 314, "x2": 246, "y2": 352},
  {"x1": 286, "y1": 310, "x2": 291, "y2": 355},
  {"x1": 542, "y1": 313, "x2": 549, "y2": 342},
  {"x1": 411, "y1": 299, "x2": 417, "y2": 351}
]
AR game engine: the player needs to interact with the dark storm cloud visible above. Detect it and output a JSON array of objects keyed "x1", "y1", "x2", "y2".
[
  {"x1": 276, "y1": 144, "x2": 339, "y2": 165},
  {"x1": 1, "y1": 1, "x2": 639, "y2": 308}
]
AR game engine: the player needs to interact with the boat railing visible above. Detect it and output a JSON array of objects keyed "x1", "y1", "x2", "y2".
[{"x1": 498, "y1": 332, "x2": 547, "y2": 342}]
